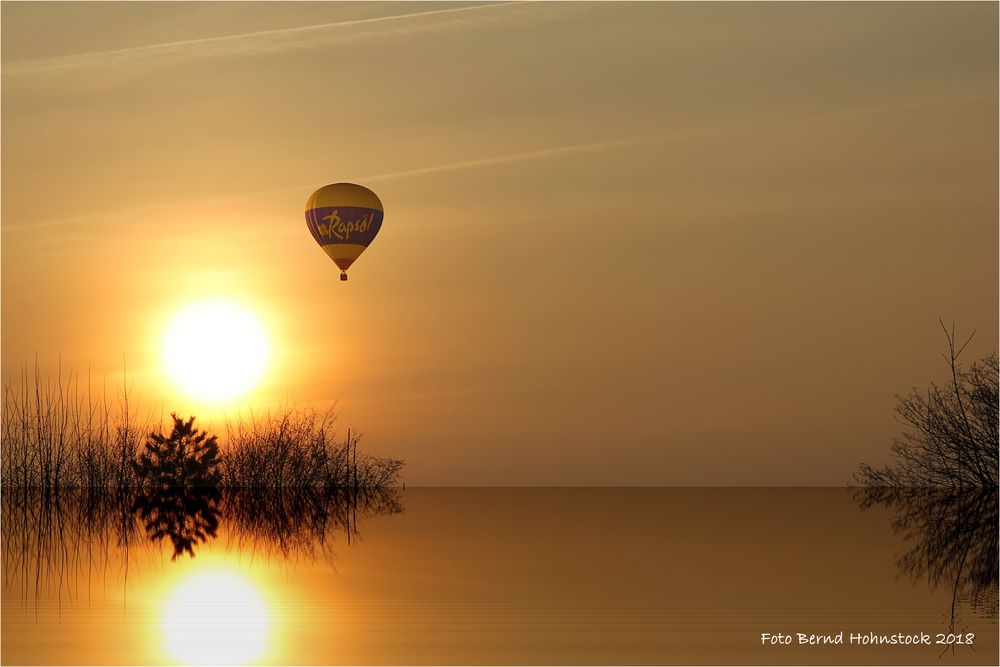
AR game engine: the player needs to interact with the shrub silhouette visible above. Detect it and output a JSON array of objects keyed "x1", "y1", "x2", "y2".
[{"x1": 134, "y1": 414, "x2": 221, "y2": 489}]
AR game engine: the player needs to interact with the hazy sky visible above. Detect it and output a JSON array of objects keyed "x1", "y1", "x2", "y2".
[{"x1": 2, "y1": 2, "x2": 997, "y2": 485}]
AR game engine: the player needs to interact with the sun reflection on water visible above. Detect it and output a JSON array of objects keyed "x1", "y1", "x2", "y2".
[{"x1": 160, "y1": 570, "x2": 271, "y2": 665}]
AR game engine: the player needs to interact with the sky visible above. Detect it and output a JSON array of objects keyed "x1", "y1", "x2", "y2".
[{"x1": 2, "y1": 1, "x2": 997, "y2": 485}]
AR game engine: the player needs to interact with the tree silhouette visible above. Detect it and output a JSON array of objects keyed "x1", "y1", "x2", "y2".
[
  {"x1": 133, "y1": 414, "x2": 221, "y2": 489},
  {"x1": 856, "y1": 321, "x2": 998, "y2": 488}
]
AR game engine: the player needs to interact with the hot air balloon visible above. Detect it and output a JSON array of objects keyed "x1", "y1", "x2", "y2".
[{"x1": 305, "y1": 183, "x2": 383, "y2": 281}]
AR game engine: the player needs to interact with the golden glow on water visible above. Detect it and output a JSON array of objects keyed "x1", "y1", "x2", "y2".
[
  {"x1": 161, "y1": 299, "x2": 271, "y2": 402},
  {"x1": 160, "y1": 570, "x2": 271, "y2": 665},
  {"x1": 1, "y1": 490, "x2": 997, "y2": 665}
]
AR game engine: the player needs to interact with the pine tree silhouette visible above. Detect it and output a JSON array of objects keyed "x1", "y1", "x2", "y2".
[{"x1": 134, "y1": 414, "x2": 221, "y2": 489}]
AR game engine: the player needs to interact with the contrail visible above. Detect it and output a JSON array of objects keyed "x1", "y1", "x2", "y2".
[
  {"x1": 358, "y1": 91, "x2": 997, "y2": 183},
  {"x1": 3, "y1": 91, "x2": 992, "y2": 235},
  {"x1": 0, "y1": 133, "x2": 668, "y2": 234},
  {"x1": 3, "y1": 2, "x2": 525, "y2": 75},
  {"x1": 359, "y1": 137, "x2": 650, "y2": 184}
]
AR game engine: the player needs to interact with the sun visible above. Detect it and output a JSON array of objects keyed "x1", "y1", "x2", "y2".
[
  {"x1": 162, "y1": 299, "x2": 271, "y2": 402},
  {"x1": 160, "y1": 571, "x2": 271, "y2": 665}
]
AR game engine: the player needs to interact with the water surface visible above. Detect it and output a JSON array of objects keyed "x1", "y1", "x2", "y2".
[{"x1": 2, "y1": 488, "x2": 996, "y2": 665}]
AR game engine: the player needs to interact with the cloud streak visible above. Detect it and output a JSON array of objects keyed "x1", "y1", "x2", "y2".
[{"x1": 2, "y1": 2, "x2": 533, "y2": 76}]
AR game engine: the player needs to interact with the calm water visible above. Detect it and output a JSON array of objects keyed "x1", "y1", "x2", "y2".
[{"x1": 2, "y1": 488, "x2": 996, "y2": 665}]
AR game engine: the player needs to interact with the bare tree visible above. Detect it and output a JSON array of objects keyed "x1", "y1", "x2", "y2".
[{"x1": 856, "y1": 320, "x2": 998, "y2": 488}]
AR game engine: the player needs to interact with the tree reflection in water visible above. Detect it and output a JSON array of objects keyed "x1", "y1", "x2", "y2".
[
  {"x1": 1, "y1": 486, "x2": 403, "y2": 606},
  {"x1": 223, "y1": 487, "x2": 404, "y2": 558},
  {"x1": 133, "y1": 487, "x2": 222, "y2": 560},
  {"x1": 855, "y1": 487, "x2": 998, "y2": 628}
]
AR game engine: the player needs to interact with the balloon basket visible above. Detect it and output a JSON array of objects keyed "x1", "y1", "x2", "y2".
[{"x1": 340, "y1": 271, "x2": 348, "y2": 282}]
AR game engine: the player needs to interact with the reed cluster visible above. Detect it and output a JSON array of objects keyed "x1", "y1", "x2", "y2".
[
  {"x1": 222, "y1": 409, "x2": 402, "y2": 491},
  {"x1": 1, "y1": 365, "x2": 146, "y2": 490},
  {"x1": 2, "y1": 364, "x2": 403, "y2": 492}
]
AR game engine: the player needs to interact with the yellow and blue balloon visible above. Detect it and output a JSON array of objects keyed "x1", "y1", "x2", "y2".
[{"x1": 305, "y1": 183, "x2": 383, "y2": 281}]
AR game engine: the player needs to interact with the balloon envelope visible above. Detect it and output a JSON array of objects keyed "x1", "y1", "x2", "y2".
[{"x1": 305, "y1": 183, "x2": 383, "y2": 276}]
